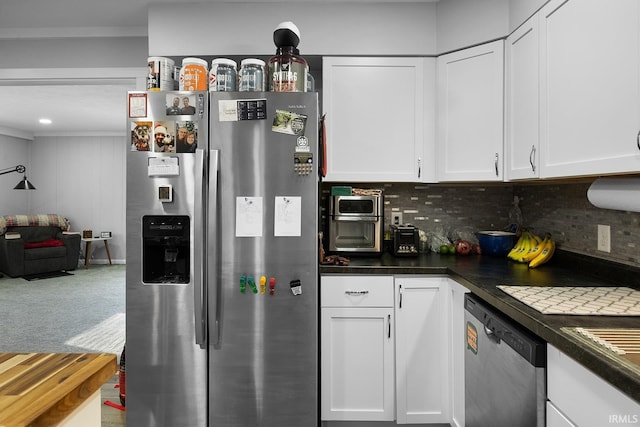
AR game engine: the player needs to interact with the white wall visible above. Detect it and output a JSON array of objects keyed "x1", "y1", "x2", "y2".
[
  {"x1": 0, "y1": 135, "x2": 32, "y2": 215},
  {"x1": 149, "y1": 2, "x2": 438, "y2": 56},
  {"x1": 29, "y1": 135, "x2": 127, "y2": 264},
  {"x1": 436, "y1": 0, "x2": 510, "y2": 54}
]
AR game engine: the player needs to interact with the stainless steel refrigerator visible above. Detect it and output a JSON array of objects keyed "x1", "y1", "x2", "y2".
[{"x1": 126, "y1": 90, "x2": 319, "y2": 426}]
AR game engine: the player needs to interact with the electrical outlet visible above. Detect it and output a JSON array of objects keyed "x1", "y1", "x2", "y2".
[
  {"x1": 392, "y1": 212, "x2": 403, "y2": 226},
  {"x1": 597, "y1": 224, "x2": 611, "y2": 253}
]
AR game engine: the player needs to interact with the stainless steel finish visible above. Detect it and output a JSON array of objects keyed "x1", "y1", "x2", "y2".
[
  {"x1": 207, "y1": 149, "x2": 221, "y2": 348},
  {"x1": 529, "y1": 145, "x2": 536, "y2": 172},
  {"x1": 208, "y1": 92, "x2": 318, "y2": 426},
  {"x1": 345, "y1": 290, "x2": 369, "y2": 296},
  {"x1": 126, "y1": 91, "x2": 209, "y2": 427},
  {"x1": 464, "y1": 294, "x2": 545, "y2": 427},
  {"x1": 194, "y1": 148, "x2": 207, "y2": 348},
  {"x1": 328, "y1": 195, "x2": 384, "y2": 254}
]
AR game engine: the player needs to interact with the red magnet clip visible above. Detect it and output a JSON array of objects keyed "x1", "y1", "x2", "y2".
[{"x1": 269, "y1": 277, "x2": 276, "y2": 295}]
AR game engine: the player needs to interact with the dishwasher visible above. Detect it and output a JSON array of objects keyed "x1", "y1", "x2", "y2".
[{"x1": 464, "y1": 294, "x2": 546, "y2": 427}]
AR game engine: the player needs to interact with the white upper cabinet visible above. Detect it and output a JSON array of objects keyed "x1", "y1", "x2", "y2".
[
  {"x1": 436, "y1": 40, "x2": 505, "y2": 182},
  {"x1": 539, "y1": 0, "x2": 640, "y2": 178},
  {"x1": 322, "y1": 57, "x2": 436, "y2": 182},
  {"x1": 505, "y1": 14, "x2": 540, "y2": 180}
]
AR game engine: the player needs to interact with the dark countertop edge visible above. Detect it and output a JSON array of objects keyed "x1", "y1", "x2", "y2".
[{"x1": 320, "y1": 253, "x2": 640, "y2": 404}]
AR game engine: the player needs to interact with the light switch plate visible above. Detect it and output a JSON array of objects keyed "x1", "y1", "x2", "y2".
[{"x1": 597, "y1": 224, "x2": 610, "y2": 253}]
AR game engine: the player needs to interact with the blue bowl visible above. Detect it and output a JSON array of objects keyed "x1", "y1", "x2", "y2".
[{"x1": 477, "y1": 231, "x2": 517, "y2": 256}]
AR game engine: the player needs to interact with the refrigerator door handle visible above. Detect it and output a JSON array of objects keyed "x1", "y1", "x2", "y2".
[
  {"x1": 194, "y1": 148, "x2": 208, "y2": 349},
  {"x1": 208, "y1": 149, "x2": 222, "y2": 348}
]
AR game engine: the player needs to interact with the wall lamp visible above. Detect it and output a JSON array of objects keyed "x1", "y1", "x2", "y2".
[{"x1": 0, "y1": 165, "x2": 36, "y2": 190}]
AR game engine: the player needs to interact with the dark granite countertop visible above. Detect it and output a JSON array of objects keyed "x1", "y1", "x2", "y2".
[{"x1": 319, "y1": 250, "x2": 640, "y2": 403}]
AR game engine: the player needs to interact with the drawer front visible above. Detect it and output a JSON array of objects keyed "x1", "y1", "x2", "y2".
[{"x1": 321, "y1": 275, "x2": 394, "y2": 307}]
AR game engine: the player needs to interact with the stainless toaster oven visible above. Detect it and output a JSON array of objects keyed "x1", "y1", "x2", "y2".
[{"x1": 328, "y1": 195, "x2": 383, "y2": 255}]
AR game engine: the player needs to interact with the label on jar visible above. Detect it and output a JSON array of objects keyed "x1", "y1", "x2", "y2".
[
  {"x1": 239, "y1": 64, "x2": 265, "y2": 92},
  {"x1": 209, "y1": 64, "x2": 237, "y2": 92},
  {"x1": 269, "y1": 61, "x2": 306, "y2": 92},
  {"x1": 147, "y1": 57, "x2": 175, "y2": 91},
  {"x1": 180, "y1": 62, "x2": 208, "y2": 91}
]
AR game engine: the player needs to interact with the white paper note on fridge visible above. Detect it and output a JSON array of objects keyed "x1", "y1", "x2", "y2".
[
  {"x1": 274, "y1": 196, "x2": 301, "y2": 237},
  {"x1": 236, "y1": 196, "x2": 263, "y2": 237}
]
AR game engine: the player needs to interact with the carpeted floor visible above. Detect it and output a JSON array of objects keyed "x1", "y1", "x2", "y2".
[{"x1": 0, "y1": 264, "x2": 125, "y2": 356}]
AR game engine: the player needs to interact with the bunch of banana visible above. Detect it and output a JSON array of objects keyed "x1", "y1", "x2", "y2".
[
  {"x1": 507, "y1": 231, "x2": 556, "y2": 268},
  {"x1": 528, "y1": 234, "x2": 556, "y2": 268}
]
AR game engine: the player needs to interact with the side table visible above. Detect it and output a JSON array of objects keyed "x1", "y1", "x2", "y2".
[{"x1": 81, "y1": 237, "x2": 113, "y2": 269}]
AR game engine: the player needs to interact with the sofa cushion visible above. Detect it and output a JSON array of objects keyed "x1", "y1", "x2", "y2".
[
  {"x1": 7, "y1": 226, "x2": 61, "y2": 243},
  {"x1": 24, "y1": 239, "x2": 64, "y2": 249},
  {"x1": 24, "y1": 246, "x2": 67, "y2": 261},
  {"x1": 0, "y1": 214, "x2": 69, "y2": 235}
]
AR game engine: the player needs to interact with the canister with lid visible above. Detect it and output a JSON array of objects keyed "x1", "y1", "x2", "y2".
[
  {"x1": 147, "y1": 57, "x2": 175, "y2": 91},
  {"x1": 209, "y1": 58, "x2": 238, "y2": 92},
  {"x1": 239, "y1": 58, "x2": 266, "y2": 92},
  {"x1": 179, "y1": 57, "x2": 208, "y2": 91}
]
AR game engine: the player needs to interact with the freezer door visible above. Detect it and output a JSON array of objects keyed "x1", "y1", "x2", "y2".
[
  {"x1": 126, "y1": 91, "x2": 208, "y2": 426},
  {"x1": 207, "y1": 92, "x2": 319, "y2": 425}
]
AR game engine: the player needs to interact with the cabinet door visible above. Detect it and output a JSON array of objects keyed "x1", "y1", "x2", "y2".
[
  {"x1": 437, "y1": 40, "x2": 504, "y2": 182},
  {"x1": 322, "y1": 57, "x2": 432, "y2": 182},
  {"x1": 505, "y1": 14, "x2": 540, "y2": 180},
  {"x1": 547, "y1": 402, "x2": 577, "y2": 427},
  {"x1": 447, "y1": 279, "x2": 469, "y2": 427},
  {"x1": 547, "y1": 344, "x2": 640, "y2": 426},
  {"x1": 395, "y1": 277, "x2": 448, "y2": 424},
  {"x1": 539, "y1": 0, "x2": 640, "y2": 177},
  {"x1": 321, "y1": 307, "x2": 395, "y2": 421}
]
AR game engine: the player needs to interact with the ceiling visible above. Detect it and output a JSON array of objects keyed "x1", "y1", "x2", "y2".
[{"x1": 0, "y1": 0, "x2": 439, "y2": 137}]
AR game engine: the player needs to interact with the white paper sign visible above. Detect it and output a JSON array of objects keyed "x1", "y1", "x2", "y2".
[
  {"x1": 274, "y1": 196, "x2": 301, "y2": 237},
  {"x1": 236, "y1": 197, "x2": 263, "y2": 237},
  {"x1": 219, "y1": 100, "x2": 238, "y2": 122},
  {"x1": 148, "y1": 157, "x2": 179, "y2": 176}
]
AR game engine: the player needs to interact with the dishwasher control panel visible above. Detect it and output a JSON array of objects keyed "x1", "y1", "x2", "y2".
[{"x1": 464, "y1": 294, "x2": 546, "y2": 367}]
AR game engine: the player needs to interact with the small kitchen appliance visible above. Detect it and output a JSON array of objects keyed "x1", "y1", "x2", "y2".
[
  {"x1": 390, "y1": 224, "x2": 420, "y2": 256},
  {"x1": 328, "y1": 194, "x2": 383, "y2": 255}
]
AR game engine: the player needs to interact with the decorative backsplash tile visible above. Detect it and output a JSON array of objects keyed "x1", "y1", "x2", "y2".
[{"x1": 321, "y1": 178, "x2": 640, "y2": 267}]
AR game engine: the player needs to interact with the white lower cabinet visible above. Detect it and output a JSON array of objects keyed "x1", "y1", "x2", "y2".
[
  {"x1": 395, "y1": 276, "x2": 449, "y2": 424},
  {"x1": 321, "y1": 275, "x2": 460, "y2": 425},
  {"x1": 547, "y1": 344, "x2": 640, "y2": 427},
  {"x1": 321, "y1": 276, "x2": 395, "y2": 421}
]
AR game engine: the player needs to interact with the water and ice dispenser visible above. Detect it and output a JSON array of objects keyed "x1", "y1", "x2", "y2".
[{"x1": 142, "y1": 215, "x2": 190, "y2": 284}]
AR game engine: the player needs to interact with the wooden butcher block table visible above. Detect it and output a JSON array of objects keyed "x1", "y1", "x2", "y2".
[{"x1": 0, "y1": 353, "x2": 117, "y2": 427}]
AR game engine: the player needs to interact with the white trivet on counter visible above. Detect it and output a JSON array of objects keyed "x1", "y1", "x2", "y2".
[{"x1": 497, "y1": 286, "x2": 640, "y2": 315}]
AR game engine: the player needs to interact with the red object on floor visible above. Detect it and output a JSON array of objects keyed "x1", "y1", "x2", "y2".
[{"x1": 104, "y1": 400, "x2": 125, "y2": 411}]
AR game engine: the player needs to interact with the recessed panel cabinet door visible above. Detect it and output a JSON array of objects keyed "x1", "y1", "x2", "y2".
[
  {"x1": 321, "y1": 307, "x2": 395, "y2": 421},
  {"x1": 437, "y1": 40, "x2": 505, "y2": 182},
  {"x1": 395, "y1": 277, "x2": 449, "y2": 424},
  {"x1": 322, "y1": 57, "x2": 434, "y2": 182},
  {"x1": 505, "y1": 14, "x2": 540, "y2": 180},
  {"x1": 539, "y1": 0, "x2": 640, "y2": 177}
]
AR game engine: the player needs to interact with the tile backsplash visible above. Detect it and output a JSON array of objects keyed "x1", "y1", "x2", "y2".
[{"x1": 321, "y1": 179, "x2": 640, "y2": 267}]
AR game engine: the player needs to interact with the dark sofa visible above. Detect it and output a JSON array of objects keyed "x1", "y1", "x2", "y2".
[{"x1": 0, "y1": 215, "x2": 81, "y2": 278}]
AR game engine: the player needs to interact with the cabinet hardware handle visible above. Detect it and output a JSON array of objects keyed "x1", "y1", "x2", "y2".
[
  {"x1": 529, "y1": 145, "x2": 536, "y2": 173},
  {"x1": 637, "y1": 130, "x2": 640, "y2": 151},
  {"x1": 388, "y1": 314, "x2": 391, "y2": 338},
  {"x1": 494, "y1": 153, "x2": 499, "y2": 177},
  {"x1": 398, "y1": 284, "x2": 403, "y2": 309},
  {"x1": 417, "y1": 157, "x2": 422, "y2": 179},
  {"x1": 345, "y1": 290, "x2": 369, "y2": 296}
]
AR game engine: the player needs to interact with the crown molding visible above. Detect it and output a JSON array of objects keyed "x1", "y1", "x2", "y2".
[{"x1": 0, "y1": 26, "x2": 147, "y2": 40}]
